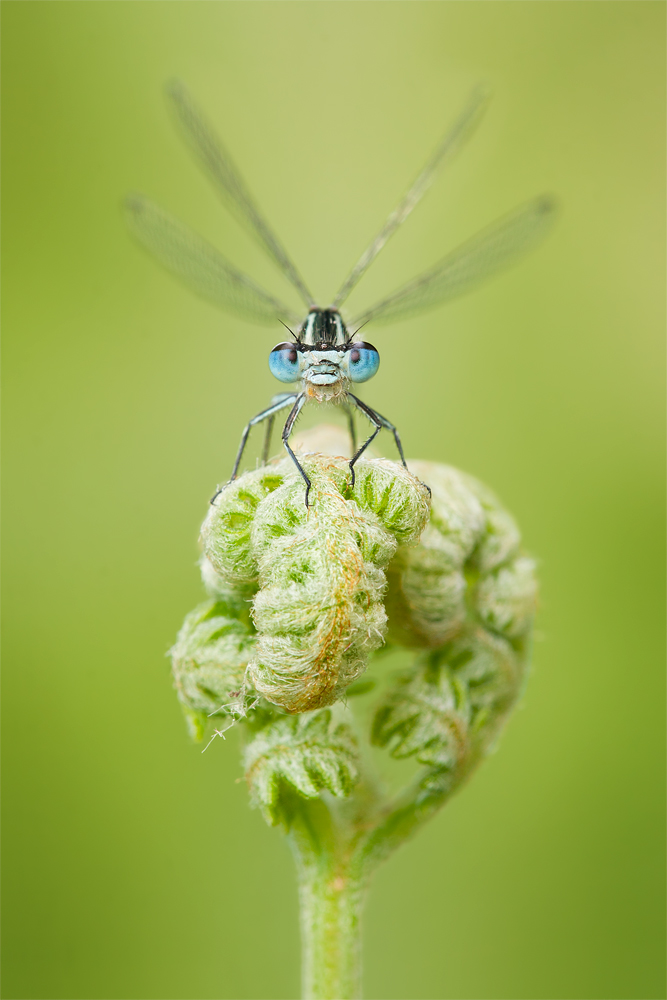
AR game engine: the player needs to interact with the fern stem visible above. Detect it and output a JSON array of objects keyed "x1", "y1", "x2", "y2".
[
  {"x1": 285, "y1": 797, "x2": 366, "y2": 1000},
  {"x1": 296, "y1": 860, "x2": 366, "y2": 1000}
]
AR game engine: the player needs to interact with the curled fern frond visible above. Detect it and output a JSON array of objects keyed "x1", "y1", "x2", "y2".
[
  {"x1": 244, "y1": 710, "x2": 360, "y2": 826},
  {"x1": 198, "y1": 454, "x2": 430, "y2": 713},
  {"x1": 170, "y1": 433, "x2": 536, "y2": 860}
]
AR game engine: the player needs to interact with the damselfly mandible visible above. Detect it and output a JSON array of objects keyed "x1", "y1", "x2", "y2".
[{"x1": 126, "y1": 82, "x2": 555, "y2": 505}]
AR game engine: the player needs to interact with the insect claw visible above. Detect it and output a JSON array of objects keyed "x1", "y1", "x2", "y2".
[{"x1": 210, "y1": 479, "x2": 236, "y2": 505}]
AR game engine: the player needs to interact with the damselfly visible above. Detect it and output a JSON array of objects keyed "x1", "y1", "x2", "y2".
[{"x1": 126, "y1": 82, "x2": 555, "y2": 505}]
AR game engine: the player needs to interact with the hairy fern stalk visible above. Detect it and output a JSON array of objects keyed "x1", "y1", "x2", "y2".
[{"x1": 171, "y1": 426, "x2": 537, "y2": 1000}]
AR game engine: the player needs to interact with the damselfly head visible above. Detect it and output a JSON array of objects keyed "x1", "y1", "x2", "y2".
[{"x1": 268, "y1": 311, "x2": 380, "y2": 393}]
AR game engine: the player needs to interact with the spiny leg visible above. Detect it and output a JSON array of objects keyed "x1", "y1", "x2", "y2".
[
  {"x1": 259, "y1": 392, "x2": 295, "y2": 465},
  {"x1": 345, "y1": 396, "x2": 382, "y2": 488},
  {"x1": 343, "y1": 403, "x2": 357, "y2": 456},
  {"x1": 348, "y1": 393, "x2": 407, "y2": 466},
  {"x1": 347, "y1": 393, "x2": 408, "y2": 487},
  {"x1": 281, "y1": 393, "x2": 312, "y2": 506},
  {"x1": 230, "y1": 395, "x2": 297, "y2": 479},
  {"x1": 349, "y1": 393, "x2": 431, "y2": 497},
  {"x1": 211, "y1": 393, "x2": 298, "y2": 504}
]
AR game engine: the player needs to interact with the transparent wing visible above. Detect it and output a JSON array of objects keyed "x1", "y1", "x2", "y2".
[
  {"x1": 332, "y1": 85, "x2": 491, "y2": 309},
  {"x1": 350, "y1": 196, "x2": 557, "y2": 328},
  {"x1": 167, "y1": 80, "x2": 314, "y2": 308},
  {"x1": 125, "y1": 195, "x2": 300, "y2": 327}
]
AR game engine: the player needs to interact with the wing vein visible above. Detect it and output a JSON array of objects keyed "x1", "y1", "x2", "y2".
[
  {"x1": 167, "y1": 80, "x2": 314, "y2": 308},
  {"x1": 350, "y1": 195, "x2": 557, "y2": 328},
  {"x1": 125, "y1": 195, "x2": 300, "y2": 327},
  {"x1": 332, "y1": 85, "x2": 491, "y2": 308}
]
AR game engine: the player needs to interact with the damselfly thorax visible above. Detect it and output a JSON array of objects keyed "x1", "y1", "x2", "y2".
[{"x1": 127, "y1": 82, "x2": 555, "y2": 505}]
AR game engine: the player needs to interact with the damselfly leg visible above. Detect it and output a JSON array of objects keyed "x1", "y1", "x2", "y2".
[
  {"x1": 344, "y1": 404, "x2": 357, "y2": 455},
  {"x1": 261, "y1": 415, "x2": 275, "y2": 466},
  {"x1": 281, "y1": 393, "x2": 311, "y2": 505},
  {"x1": 211, "y1": 392, "x2": 298, "y2": 504},
  {"x1": 260, "y1": 391, "x2": 297, "y2": 465},
  {"x1": 347, "y1": 393, "x2": 407, "y2": 487}
]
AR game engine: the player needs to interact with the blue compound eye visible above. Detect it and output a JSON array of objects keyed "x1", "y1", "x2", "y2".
[
  {"x1": 346, "y1": 341, "x2": 380, "y2": 383},
  {"x1": 268, "y1": 342, "x2": 300, "y2": 383}
]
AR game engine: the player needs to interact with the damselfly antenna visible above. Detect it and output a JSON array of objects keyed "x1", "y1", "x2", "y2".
[
  {"x1": 348, "y1": 319, "x2": 372, "y2": 342},
  {"x1": 279, "y1": 319, "x2": 298, "y2": 341}
]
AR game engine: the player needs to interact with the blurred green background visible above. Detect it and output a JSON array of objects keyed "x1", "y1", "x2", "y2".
[{"x1": 2, "y1": 3, "x2": 664, "y2": 998}]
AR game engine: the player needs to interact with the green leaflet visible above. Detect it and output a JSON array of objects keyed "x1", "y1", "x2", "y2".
[
  {"x1": 373, "y1": 462, "x2": 535, "y2": 785},
  {"x1": 201, "y1": 468, "x2": 283, "y2": 593},
  {"x1": 372, "y1": 654, "x2": 471, "y2": 771},
  {"x1": 243, "y1": 710, "x2": 359, "y2": 826},
  {"x1": 170, "y1": 598, "x2": 256, "y2": 737},
  {"x1": 384, "y1": 460, "x2": 536, "y2": 653},
  {"x1": 371, "y1": 628, "x2": 521, "y2": 776}
]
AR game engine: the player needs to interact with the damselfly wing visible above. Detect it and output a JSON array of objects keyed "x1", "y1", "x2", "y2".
[{"x1": 126, "y1": 82, "x2": 555, "y2": 505}]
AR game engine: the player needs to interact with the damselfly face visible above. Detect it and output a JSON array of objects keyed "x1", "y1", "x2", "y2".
[
  {"x1": 269, "y1": 308, "x2": 380, "y2": 401},
  {"x1": 126, "y1": 81, "x2": 555, "y2": 504}
]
